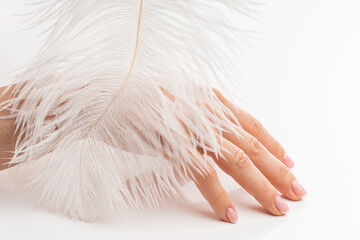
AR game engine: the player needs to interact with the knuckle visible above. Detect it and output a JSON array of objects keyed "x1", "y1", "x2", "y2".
[
  {"x1": 279, "y1": 167, "x2": 292, "y2": 180},
  {"x1": 248, "y1": 136, "x2": 263, "y2": 157},
  {"x1": 260, "y1": 183, "x2": 276, "y2": 196},
  {"x1": 232, "y1": 149, "x2": 251, "y2": 171},
  {"x1": 250, "y1": 117, "x2": 263, "y2": 134},
  {"x1": 212, "y1": 190, "x2": 229, "y2": 205}
]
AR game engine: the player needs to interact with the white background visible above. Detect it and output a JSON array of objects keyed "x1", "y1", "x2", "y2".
[{"x1": 0, "y1": 0, "x2": 359, "y2": 239}]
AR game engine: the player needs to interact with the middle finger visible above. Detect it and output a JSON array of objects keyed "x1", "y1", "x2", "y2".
[
  {"x1": 222, "y1": 124, "x2": 302, "y2": 201},
  {"x1": 211, "y1": 134, "x2": 288, "y2": 215}
]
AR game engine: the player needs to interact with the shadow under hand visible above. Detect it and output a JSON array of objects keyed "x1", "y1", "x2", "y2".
[{"x1": 171, "y1": 186, "x2": 290, "y2": 239}]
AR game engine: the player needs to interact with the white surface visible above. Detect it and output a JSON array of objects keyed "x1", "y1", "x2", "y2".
[{"x1": 0, "y1": 0, "x2": 359, "y2": 239}]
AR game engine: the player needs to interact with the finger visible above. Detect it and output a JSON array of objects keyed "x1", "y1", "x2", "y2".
[
  {"x1": 212, "y1": 88, "x2": 294, "y2": 168},
  {"x1": 222, "y1": 124, "x2": 306, "y2": 200},
  {"x1": 189, "y1": 152, "x2": 238, "y2": 223},
  {"x1": 211, "y1": 134, "x2": 289, "y2": 215}
]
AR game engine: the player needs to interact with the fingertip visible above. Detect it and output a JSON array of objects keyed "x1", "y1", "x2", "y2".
[
  {"x1": 225, "y1": 207, "x2": 238, "y2": 223},
  {"x1": 274, "y1": 195, "x2": 289, "y2": 214},
  {"x1": 292, "y1": 180, "x2": 307, "y2": 197},
  {"x1": 283, "y1": 154, "x2": 295, "y2": 168}
]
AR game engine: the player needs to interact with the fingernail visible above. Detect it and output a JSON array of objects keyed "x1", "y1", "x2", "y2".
[
  {"x1": 225, "y1": 207, "x2": 238, "y2": 223},
  {"x1": 292, "y1": 180, "x2": 307, "y2": 197},
  {"x1": 275, "y1": 196, "x2": 289, "y2": 213},
  {"x1": 283, "y1": 154, "x2": 295, "y2": 168}
]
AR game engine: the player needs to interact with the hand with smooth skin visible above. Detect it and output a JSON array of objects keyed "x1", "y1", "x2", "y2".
[
  {"x1": 0, "y1": 84, "x2": 306, "y2": 223},
  {"x1": 187, "y1": 89, "x2": 306, "y2": 223}
]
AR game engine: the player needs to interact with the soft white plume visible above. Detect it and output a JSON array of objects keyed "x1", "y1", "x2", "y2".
[{"x1": 0, "y1": 0, "x2": 258, "y2": 221}]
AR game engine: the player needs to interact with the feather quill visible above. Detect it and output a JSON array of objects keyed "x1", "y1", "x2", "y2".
[{"x1": 0, "y1": 0, "x2": 258, "y2": 221}]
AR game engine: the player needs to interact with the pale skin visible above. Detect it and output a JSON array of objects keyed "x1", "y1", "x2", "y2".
[{"x1": 0, "y1": 84, "x2": 306, "y2": 223}]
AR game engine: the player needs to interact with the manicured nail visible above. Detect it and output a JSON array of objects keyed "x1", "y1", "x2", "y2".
[
  {"x1": 292, "y1": 180, "x2": 307, "y2": 197},
  {"x1": 283, "y1": 154, "x2": 295, "y2": 168},
  {"x1": 225, "y1": 207, "x2": 238, "y2": 223},
  {"x1": 275, "y1": 196, "x2": 289, "y2": 213}
]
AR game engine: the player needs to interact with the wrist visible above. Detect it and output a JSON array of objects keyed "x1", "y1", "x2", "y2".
[
  {"x1": 0, "y1": 116, "x2": 17, "y2": 170},
  {"x1": 0, "y1": 85, "x2": 18, "y2": 170}
]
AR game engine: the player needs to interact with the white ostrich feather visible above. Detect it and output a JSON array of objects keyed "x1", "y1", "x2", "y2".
[{"x1": 0, "y1": 0, "x2": 258, "y2": 221}]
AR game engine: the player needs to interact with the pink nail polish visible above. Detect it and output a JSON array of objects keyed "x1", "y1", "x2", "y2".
[
  {"x1": 225, "y1": 207, "x2": 238, "y2": 223},
  {"x1": 275, "y1": 196, "x2": 289, "y2": 213},
  {"x1": 292, "y1": 180, "x2": 307, "y2": 196},
  {"x1": 283, "y1": 154, "x2": 295, "y2": 168}
]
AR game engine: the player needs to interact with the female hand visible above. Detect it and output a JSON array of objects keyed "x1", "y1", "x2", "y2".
[
  {"x1": 0, "y1": 84, "x2": 307, "y2": 222},
  {"x1": 186, "y1": 88, "x2": 307, "y2": 223}
]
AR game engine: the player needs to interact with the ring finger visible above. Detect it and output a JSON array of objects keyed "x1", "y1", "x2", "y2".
[
  {"x1": 210, "y1": 134, "x2": 289, "y2": 215},
  {"x1": 222, "y1": 124, "x2": 304, "y2": 200}
]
